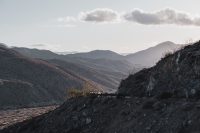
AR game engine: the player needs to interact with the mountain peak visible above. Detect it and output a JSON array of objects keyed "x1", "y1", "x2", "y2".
[
  {"x1": 125, "y1": 41, "x2": 181, "y2": 67},
  {"x1": 155, "y1": 41, "x2": 176, "y2": 47}
]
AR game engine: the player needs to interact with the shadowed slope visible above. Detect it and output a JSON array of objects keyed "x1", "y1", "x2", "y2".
[{"x1": 0, "y1": 47, "x2": 89, "y2": 109}]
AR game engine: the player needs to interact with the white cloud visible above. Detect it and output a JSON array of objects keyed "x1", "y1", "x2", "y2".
[
  {"x1": 55, "y1": 8, "x2": 200, "y2": 27},
  {"x1": 79, "y1": 8, "x2": 120, "y2": 23},
  {"x1": 123, "y1": 8, "x2": 200, "y2": 26}
]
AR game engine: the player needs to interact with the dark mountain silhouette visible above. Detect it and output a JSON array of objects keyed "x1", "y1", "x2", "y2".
[
  {"x1": 125, "y1": 41, "x2": 180, "y2": 67},
  {"x1": 3, "y1": 41, "x2": 200, "y2": 133},
  {"x1": 0, "y1": 46, "x2": 101, "y2": 109}
]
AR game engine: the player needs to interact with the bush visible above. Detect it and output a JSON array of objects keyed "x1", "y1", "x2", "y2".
[
  {"x1": 67, "y1": 88, "x2": 85, "y2": 98},
  {"x1": 67, "y1": 81, "x2": 103, "y2": 98}
]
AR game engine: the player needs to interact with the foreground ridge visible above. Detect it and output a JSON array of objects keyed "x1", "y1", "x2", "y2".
[{"x1": 2, "y1": 96, "x2": 200, "y2": 133}]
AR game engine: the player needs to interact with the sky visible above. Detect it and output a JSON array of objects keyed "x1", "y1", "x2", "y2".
[{"x1": 1, "y1": 0, "x2": 200, "y2": 53}]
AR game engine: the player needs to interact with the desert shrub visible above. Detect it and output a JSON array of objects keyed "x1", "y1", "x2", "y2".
[
  {"x1": 67, "y1": 88, "x2": 84, "y2": 98},
  {"x1": 67, "y1": 81, "x2": 102, "y2": 98}
]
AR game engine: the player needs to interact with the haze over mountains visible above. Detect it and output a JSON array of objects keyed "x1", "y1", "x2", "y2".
[
  {"x1": 126, "y1": 41, "x2": 180, "y2": 67},
  {"x1": 0, "y1": 41, "x2": 180, "y2": 109},
  {"x1": 66, "y1": 50, "x2": 125, "y2": 60},
  {"x1": 12, "y1": 41, "x2": 180, "y2": 91},
  {"x1": 12, "y1": 41, "x2": 180, "y2": 89},
  {"x1": 13, "y1": 41, "x2": 180, "y2": 66}
]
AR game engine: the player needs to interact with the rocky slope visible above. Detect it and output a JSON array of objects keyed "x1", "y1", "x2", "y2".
[
  {"x1": 118, "y1": 41, "x2": 200, "y2": 99},
  {"x1": 2, "y1": 96, "x2": 200, "y2": 133}
]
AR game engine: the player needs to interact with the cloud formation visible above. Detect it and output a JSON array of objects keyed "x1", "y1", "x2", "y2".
[
  {"x1": 56, "y1": 8, "x2": 200, "y2": 26},
  {"x1": 123, "y1": 8, "x2": 200, "y2": 26},
  {"x1": 79, "y1": 8, "x2": 119, "y2": 23}
]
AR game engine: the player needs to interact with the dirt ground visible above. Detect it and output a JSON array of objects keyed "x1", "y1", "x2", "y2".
[{"x1": 0, "y1": 106, "x2": 57, "y2": 129}]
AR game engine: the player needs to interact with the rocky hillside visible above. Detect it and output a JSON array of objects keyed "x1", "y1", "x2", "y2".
[
  {"x1": 118, "y1": 41, "x2": 200, "y2": 99},
  {"x1": 0, "y1": 46, "x2": 100, "y2": 109},
  {"x1": 2, "y1": 96, "x2": 200, "y2": 133}
]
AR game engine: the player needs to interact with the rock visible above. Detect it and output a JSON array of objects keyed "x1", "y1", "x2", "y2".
[
  {"x1": 86, "y1": 118, "x2": 92, "y2": 124},
  {"x1": 72, "y1": 116, "x2": 78, "y2": 121},
  {"x1": 82, "y1": 112, "x2": 87, "y2": 116}
]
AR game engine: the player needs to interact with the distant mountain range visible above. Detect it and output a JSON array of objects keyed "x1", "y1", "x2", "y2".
[
  {"x1": 12, "y1": 48, "x2": 135, "y2": 92},
  {"x1": 12, "y1": 41, "x2": 181, "y2": 91},
  {"x1": 0, "y1": 41, "x2": 181, "y2": 109},
  {"x1": 13, "y1": 41, "x2": 180, "y2": 66},
  {"x1": 66, "y1": 50, "x2": 125, "y2": 60}
]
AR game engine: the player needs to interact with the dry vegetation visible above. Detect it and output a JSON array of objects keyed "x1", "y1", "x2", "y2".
[{"x1": 67, "y1": 81, "x2": 102, "y2": 98}]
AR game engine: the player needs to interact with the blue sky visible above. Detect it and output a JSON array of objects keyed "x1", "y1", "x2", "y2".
[{"x1": 1, "y1": 0, "x2": 200, "y2": 52}]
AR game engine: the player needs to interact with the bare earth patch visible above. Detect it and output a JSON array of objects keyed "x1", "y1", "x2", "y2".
[{"x1": 0, "y1": 106, "x2": 57, "y2": 129}]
